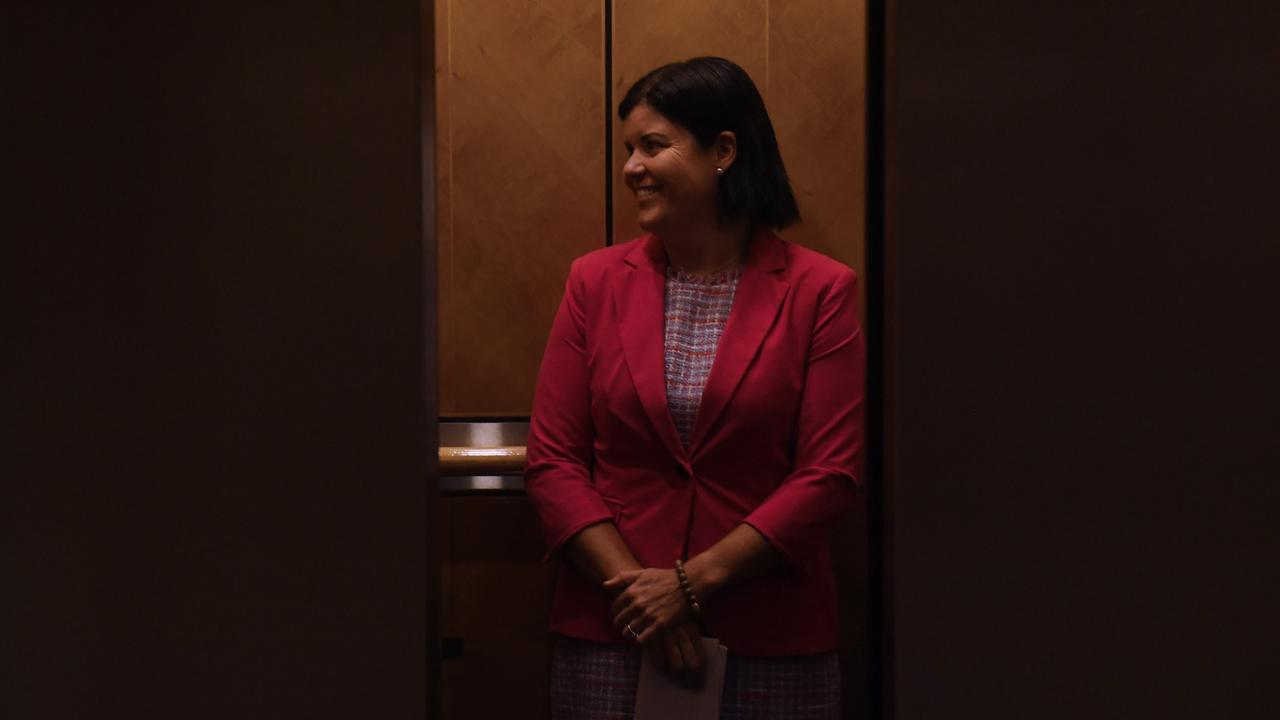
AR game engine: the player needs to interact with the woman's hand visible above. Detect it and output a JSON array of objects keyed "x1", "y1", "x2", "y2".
[
  {"x1": 603, "y1": 567, "x2": 689, "y2": 643},
  {"x1": 644, "y1": 621, "x2": 706, "y2": 689}
]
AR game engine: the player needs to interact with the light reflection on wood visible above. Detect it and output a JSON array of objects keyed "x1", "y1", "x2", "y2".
[{"x1": 438, "y1": 445, "x2": 526, "y2": 474}]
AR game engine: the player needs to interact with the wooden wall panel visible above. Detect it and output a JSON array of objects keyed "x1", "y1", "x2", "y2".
[
  {"x1": 438, "y1": 0, "x2": 605, "y2": 415},
  {"x1": 440, "y1": 496, "x2": 555, "y2": 719},
  {"x1": 769, "y1": 0, "x2": 867, "y2": 282},
  {"x1": 611, "y1": 0, "x2": 768, "y2": 245}
]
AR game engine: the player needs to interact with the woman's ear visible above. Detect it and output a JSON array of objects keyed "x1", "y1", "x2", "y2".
[{"x1": 714, "y1": 131, "x2": 738, "y2": 171}]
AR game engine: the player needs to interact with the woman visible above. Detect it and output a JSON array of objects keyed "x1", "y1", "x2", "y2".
[{"x1": 525, "y1": 56, "x2": 865, "y2": 718}]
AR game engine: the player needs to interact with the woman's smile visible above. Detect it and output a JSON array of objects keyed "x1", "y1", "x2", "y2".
[{"x1": 635, "y1": 185, "x2": 661, "y2": 201}]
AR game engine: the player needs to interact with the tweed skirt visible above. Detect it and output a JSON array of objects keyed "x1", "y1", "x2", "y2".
[{"x1": 549, "y1": 634, "x2": 840, "y2": 720}]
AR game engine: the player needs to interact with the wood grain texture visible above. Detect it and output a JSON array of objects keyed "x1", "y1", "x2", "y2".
[
  {"x1": 769, "y1": 0, "x2": 867, "y2": 288},
  {"x1": 438, "y1": 445, "x2": 526, "y2": 474},
  {"x1": 438, "y1": 0, "x2": 605, "y2": 415}
]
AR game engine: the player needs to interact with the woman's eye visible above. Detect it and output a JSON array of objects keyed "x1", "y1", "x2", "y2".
[{"x1": 623, "y1": 141, "x2": 661, "y2": 156}]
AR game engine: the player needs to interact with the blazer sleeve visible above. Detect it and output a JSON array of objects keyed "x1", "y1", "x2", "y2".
[
  {"x1": 743, "y1": 267, "x2": 865, "y2": 569},
  {"x1": 524, "y1": 257, "x2": 613, "y2": 560}
]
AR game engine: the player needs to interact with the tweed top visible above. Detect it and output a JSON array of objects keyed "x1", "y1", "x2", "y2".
[{"x1": 663, "y1": 264, "x2": 743, "y2": 448}]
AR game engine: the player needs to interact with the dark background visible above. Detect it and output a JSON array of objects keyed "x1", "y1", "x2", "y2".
[
  {"x1": 6, "y1": 1, "x2": 1277, "y2": 718},
  {"x1": 879, "y1": 2, "x2": 1279, "y2": 717},
  {"x1": 7, "y1": 1, "x2": 431, "y2": 717}
]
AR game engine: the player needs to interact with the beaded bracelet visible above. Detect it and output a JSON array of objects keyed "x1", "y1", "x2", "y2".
[{"x1": 673, "y1": 559, "x2": 703, "y2": 617}]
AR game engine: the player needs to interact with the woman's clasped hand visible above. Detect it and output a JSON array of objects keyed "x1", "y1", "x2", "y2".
[
  {"x1": 604, "y1": 568, "x2": 707, "y2": 686},
  {"x1": 605, "y1": 567, "x2": 690, "y2": 643}
]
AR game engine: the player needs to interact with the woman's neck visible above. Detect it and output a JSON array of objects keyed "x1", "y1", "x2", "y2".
[{"x1": 659, "y1": 217, "x2": 751, "y2": 275}]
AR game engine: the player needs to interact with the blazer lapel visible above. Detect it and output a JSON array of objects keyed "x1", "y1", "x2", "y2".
[
  {"x1": 613, "y1": 235, "x2": 687, "y2": 461},
  {"x1": 688, "y1": 228, "x2": 790, "y2": 453}
]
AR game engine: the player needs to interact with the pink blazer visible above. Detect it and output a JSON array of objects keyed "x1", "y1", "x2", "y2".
[{"x1": 525, "y1": 227, "x2": 865, "y2": 656}]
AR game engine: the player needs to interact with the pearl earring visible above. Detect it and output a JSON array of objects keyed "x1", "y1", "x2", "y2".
[{"x1": 715, "y1": 167, "x2": 725, "y2": 175}]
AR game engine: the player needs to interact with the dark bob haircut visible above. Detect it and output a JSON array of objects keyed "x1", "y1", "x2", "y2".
[{"x1": 618, "y1": 56, "x2": 801, "y2": 230}]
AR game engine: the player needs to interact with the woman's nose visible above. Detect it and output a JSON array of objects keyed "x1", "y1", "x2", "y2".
[{"x1": 622, "y1": 151, "x2": 644, "y2": 178}]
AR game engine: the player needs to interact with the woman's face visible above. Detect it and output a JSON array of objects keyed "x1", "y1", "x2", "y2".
[{"x1": 621, "y1": 103, "x2": 727, "y2": 235}]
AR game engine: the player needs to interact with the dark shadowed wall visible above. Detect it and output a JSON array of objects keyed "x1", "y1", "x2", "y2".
[
  {"x1": 880, "y1": 2, "x2": 1279, "y2": 718},
  {"x1": 8, "y1": 1, "x2": 433, "y2": 717}
]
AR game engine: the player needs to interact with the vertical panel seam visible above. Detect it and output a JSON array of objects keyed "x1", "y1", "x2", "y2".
[
  {"x1": 446, "y1": 0, "x2": 455, "y2": 411},
  {"x1": 604, "y1": 0, "x2": 614, "y2": 247}
]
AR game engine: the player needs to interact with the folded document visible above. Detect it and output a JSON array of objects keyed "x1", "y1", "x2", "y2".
[{"x1": 633, "y1": 637, "x2": 729, "y2": 720}]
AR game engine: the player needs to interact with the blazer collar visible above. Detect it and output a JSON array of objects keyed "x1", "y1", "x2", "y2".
[
  {"x1": 621, "y1": 224, "x2": 787, "y2": 274},
  {"x1": 614, "y1": 226, "x2": 790, "y2": 461}
]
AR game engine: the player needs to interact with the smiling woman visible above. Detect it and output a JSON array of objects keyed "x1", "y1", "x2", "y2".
[{"x1": 524, "y1": 57, "x2": 865, "y2": 719}]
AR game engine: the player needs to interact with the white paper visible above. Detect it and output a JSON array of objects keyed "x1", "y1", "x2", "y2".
[{"x1": 633, "y1": 636, "x2": 729, "y2": 720}]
